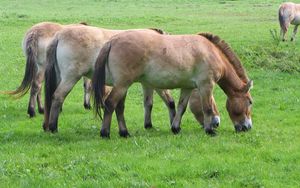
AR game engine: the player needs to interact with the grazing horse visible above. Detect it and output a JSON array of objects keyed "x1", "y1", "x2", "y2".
[
  {"x1": 4, "y1": 22, "x2": 92, "y2": 117},
  {"x1": 92, "y1": 30, "x2": 253, "y2": 137},
  {"x1": 279, "y1": 2, "x2": 300, "y2": 41},
  {"x1": 43, "y1": 25, "x2": 177, "y2": 134}
]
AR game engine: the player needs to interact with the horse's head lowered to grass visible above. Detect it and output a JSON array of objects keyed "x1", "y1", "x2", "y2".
[
  {"x1": 199, "y1": 33, "x2": 253, "y2": 133},
  {"x1": 226, "y1": 80, "x2": 253, "y2": 132}
]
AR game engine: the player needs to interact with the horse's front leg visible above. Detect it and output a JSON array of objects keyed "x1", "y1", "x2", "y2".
[
  {"x1": 171, "y1": 89, "x2": 192, "y2": 134},
  {"x1": 155, "y1": 89, "x2": 176, "y2": 126},
  {"x1": 189, "y1": 90, "x2": 220, "y2": 128},
  {"x1": 142, "y1": 86, "x2": 154, "y2": 129},
  {"x1": 83, "y1": 77, "x2": 92, "y2": 109},
  {"x1": 197, "y1": 82, "x2": 218, "y2": 135},
  {"x1": 100, "y1": 86, "x2": 128, "y2": 138},
  {"x1": 291, "y1": 25, "x2": 299, "y2": 41}
]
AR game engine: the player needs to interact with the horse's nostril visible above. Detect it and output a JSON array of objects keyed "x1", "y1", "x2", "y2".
[
  {"x1": 242, "y1": 126, "x2": 248, "y2": 131},
  {"x1": 234, "y1": 125, "x2": 242, "y2": 132},
  {"x1": 211, "y1": 116, "x2": 220, "y2": 128}
]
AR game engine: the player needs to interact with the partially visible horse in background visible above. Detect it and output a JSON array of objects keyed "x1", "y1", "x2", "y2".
[
  {"x1": 279, "y1": 2, "x2": 300, "y2": 41},
  {"x1": 3, "y1": 22, "x2": 92, "y2": 117},
  {"x1": 43, "y1": 25, "x2": 177, "y2": 134}
]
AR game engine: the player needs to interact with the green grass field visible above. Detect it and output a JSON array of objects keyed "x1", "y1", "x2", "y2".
[{"x1": 1, "y1": 0, "x2": 300, "y2": 187}]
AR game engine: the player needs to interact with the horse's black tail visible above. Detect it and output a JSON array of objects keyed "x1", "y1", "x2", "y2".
[
  {"x1": 92, "y1": 42, "x2": 112, "y2": 119},
  {"x1": 3, "y1": 31, "x2": 38, "y2": 97},
  {"x1": 44, "y1": 38, "x2": 60, "y2": 121}
]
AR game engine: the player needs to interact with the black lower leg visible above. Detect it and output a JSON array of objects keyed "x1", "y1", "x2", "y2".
[{"x1": 27, "y1": 106, "x2": 35, "y2": 118}]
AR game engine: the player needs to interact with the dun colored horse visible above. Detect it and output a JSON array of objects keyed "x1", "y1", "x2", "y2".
[
  {"x1": 4, "y1": 22, "x2": 92, "y2": 117},
  {"x1": 92, "y1": 30, "x2": 253, "y2": 137},
  {"x1": 43, "y1": 25, "x2": 177, "y2": 134},
  {"x1": 279, "y1": 2, "x2": 300, "y2": 41}
]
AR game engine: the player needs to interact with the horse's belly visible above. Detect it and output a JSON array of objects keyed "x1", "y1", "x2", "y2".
[{"x1": 140, "y1": 71, "x2": 196, "y2": 89}]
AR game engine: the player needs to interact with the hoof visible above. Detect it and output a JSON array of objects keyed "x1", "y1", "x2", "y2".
[
  {"x1": 171, "y1": 126, "x2": 181, "y2": 134},
  {"x1": 49, "y1": 123, "x2": 58, "y2": 133},
  {"x1": 291, "y1": 38, "x2": 294, "y2": 42},
  {"x1": 38, "y1": 108, "x2": 44, "y2": 114},
  {"x1": 205, "y1": 128, "x2": 216, "y2": 136},
  {"x1": 42, "y1": 122, "x2": 49, "y2": 132},
  {"x1": 119, "y1": 129, "x2": 130, "y2": 137},
  {"x1": 100, "y1": 129, "x2": 110, "y2": 138},
  {"x1": 84, "y1": 103, "x2": 91, "y2": 110},
  {"x1": 144, "y1": 122, "x2": 153, "y2": 129},
  {"x1": 27, "y1": 108, "x2": 36, "y2": 118}
]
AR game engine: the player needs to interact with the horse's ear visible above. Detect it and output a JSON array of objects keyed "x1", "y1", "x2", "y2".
[{"x1": 244, "y1": 80, "x2": 253, "y2": 92}]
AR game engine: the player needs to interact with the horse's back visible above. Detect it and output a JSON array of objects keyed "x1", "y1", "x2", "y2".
[
  {"x1": 108, "y1": 30, "x2": 219, "y2": 89},
  {"x1": 110, "y1": 30, "x2": 215, "y2": 67}
]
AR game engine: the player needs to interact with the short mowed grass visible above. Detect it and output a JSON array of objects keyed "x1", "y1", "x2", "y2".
[{"x1": 1, "y1": 0, "x2": 300, "y2": 187}]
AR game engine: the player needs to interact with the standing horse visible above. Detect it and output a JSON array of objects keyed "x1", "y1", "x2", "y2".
[
  {"x1": 92, "y1": 30, "x2": 253, "y2": 137},
  {"x1": 279, "y1": 2, "x2": 300, "y2": 41},
  {"x1": 4, "y1": 22, "x2": 92, "y2": 117},
  {"x1": 43, "y1": 25, "x2": 177, "y2": 135}
]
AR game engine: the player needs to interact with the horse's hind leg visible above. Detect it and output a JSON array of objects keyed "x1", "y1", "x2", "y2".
[
  {"x1": 27, "y1": 69, "x2": 44, "y2": 117},
  {"x1": 36, "y1": 71, "x2": 45, "y2": 114},
  {"x1": 48, "y1": 78, "x2": 80, "y2": 132},
  {"x1": 83, "y1": 77, "x2": 92, "y2": 109},
  {"x1": 100, "y1": 86, "x2": 129, "y2": 138},
  {"x1": 280, "y1": 22, "x2": 289, "y2": 41},
  {"x1": 155, "y1": 89, "x2": 176, "y2": 126},
  {"x1": 291, "y1": 25, "x2": 299, "y2": 41},
  {"x1": 115, "y1": 93, "x2": 129, "y2": 137},
  {"x1": 171, "y1": 89, "x2": 192, "y2": 134},
  {"x1": 142, "y1": 86, "x2": 154, "y2": 129}
]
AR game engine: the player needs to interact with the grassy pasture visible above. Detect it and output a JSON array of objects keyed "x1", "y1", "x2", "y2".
[{"x1": 1, "y1": 0, "x2": 300, "y2": 187}]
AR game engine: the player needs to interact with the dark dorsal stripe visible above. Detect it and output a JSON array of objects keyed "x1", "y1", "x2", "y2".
[{"x1": 198, "y1": 32, "x2": 248, "y2": 83}]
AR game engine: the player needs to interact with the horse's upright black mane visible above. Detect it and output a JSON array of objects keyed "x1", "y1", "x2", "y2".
[{"x1": 198, "y1": 32, "x2": 248, "y2": 83}]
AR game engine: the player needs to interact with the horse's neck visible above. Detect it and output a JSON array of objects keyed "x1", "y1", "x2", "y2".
[{"x1": 218, "y1": 65, "x2": 245, "y2": 97}]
